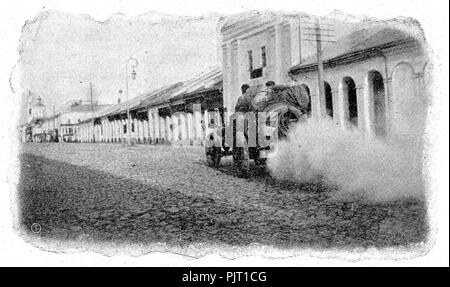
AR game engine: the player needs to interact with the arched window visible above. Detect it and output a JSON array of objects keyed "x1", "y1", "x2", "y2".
[
  {"x1": 300, "y1": 84, "x2": 312, "y2": 115},
  {"x1": 179, "y1": 117, "x2": 183, "y2": 140},
  {"x1": 324, "y1": 81, "x2": 333, "y2": 118},
  {"x1": 391, "y1": 62, "x2": 426, "y2": 138},
  {"x1": 368, "y1": 70, "x2": 386, "y2": 136},
  {"x1": 342, "y1": 77, "x2": 358, "y2": 126}
]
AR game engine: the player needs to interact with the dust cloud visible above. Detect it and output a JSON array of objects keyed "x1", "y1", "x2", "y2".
[{"x1": 267, "y1": 118, "x2": 425, "y2": 202}]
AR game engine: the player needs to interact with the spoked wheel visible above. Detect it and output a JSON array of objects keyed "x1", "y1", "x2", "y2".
[
  {"x1": 278, "y1": 110, "x2": 301, "y2": 138},
  {"x1": 206, "y1": 146, "x2": 221, "y2": 167}
]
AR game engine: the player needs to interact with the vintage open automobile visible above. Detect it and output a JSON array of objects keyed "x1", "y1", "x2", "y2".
[{"x1": 205, "y1": 84, "x2": 310, "y2": 168}]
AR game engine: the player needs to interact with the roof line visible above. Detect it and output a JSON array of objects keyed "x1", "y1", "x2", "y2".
[{"x1": 290, "y1": 38, "x2": 417, "y2": 74}]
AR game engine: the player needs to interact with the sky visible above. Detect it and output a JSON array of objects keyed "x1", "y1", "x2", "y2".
[
  {"x1": 13, "y1": 0, "x2": 445, "y2": 114},
  {"x1": 13, "y1": 0, "x2": 446, "y2": 117},
  {"x1": 16, "y1": 10, "x2": 221, "y2": 114}
]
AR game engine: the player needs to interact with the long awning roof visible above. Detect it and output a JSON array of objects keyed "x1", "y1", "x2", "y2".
[
  {"x1": 290, "y1": 23, "x2": 421, "y2": 74},
  {"x1": 146, "y1": 66, "x2": 222, "y2": 107},
  {"x1": 78, "y1": 66, "x2": 222, "y2": 123}
]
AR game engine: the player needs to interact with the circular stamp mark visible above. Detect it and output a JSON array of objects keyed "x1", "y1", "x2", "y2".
[{"x1": 31, "y1": 223, "x2": 41, "y2": 234}]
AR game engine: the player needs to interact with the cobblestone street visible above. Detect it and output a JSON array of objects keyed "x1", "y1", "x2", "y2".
[{"x1": 18, "y1": 143, "x2": 427, "y2": 248}]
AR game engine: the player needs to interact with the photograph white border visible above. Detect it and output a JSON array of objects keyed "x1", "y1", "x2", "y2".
[{"x1": 0, "y1": 0, "x2": 448, "y2": 267}]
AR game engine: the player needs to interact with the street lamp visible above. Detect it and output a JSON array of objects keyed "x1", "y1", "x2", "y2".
[{"x1": 125, "y1": 57, "x2": 139, "y2": 145}]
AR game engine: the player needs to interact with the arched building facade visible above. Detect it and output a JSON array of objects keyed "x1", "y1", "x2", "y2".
[{"x1": 289, "y1": 25, "x2": 430, "y2": 140}]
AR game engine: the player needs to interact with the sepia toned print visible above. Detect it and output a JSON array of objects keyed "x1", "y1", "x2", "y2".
[{"x1": 15, "y1": 9, "x2": 431, "y2": 255}]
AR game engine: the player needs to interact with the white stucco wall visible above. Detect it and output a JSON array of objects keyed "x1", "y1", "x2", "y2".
[
  {"x1": 291, "y1": 43, "x2": 429, "y2": 140},
  {"x1": 220, "y1": 13, "x2": 361, "y2": 115}
]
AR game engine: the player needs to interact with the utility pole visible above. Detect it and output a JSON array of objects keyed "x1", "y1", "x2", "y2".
[
  {"x1": 316, "y1": 19, "x2": 325, "y2": 117},
  {"x1": 298, "y1": 18, "x2": 302, "y2": 64},
  {"x1": 302, "y1": 18, "x2": 336, "y2": 118},
  {"x1": 125, "y1": 57, "x2": 139, "y2": 146},
  {"x1": 52, "y1": 104, "x2": 56, "y2": 142},
  {"x1": 90, "y1": 81, "x2": 94, "y2": 142},
  {"x1": 125, "y1": 64, "x2": 130, "y2": 145}
]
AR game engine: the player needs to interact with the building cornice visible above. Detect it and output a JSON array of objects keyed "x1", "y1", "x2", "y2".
[
  {"x1": 290, "y1": 38, "x2": 418, "y2": 74},
  {"x1": 221, "y1": 18, "x2": 292, "y2": 43}
]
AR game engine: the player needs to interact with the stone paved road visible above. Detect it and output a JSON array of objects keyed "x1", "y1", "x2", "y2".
[{"x1": 18, "y1": 143, "x2": 427, "y2": 248}]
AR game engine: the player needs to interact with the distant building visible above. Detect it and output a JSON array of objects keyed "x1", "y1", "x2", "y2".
[
  {"x1": 56, "y1": 100, "x2": 110, "y2": 142},
  {"x1": 20, "y1": 97, "x2": 111, "y2": 143},
  {"x1": 23, "y1": 91, "x2": 47, "y2": 142},
  {"x1": 26, "y1": 91, "x2": 46, "y2": 123}
]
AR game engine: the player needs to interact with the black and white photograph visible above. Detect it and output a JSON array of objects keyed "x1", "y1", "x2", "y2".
[{"x1": 0, "y1": 0, "x2": 448, "y2": 268}]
